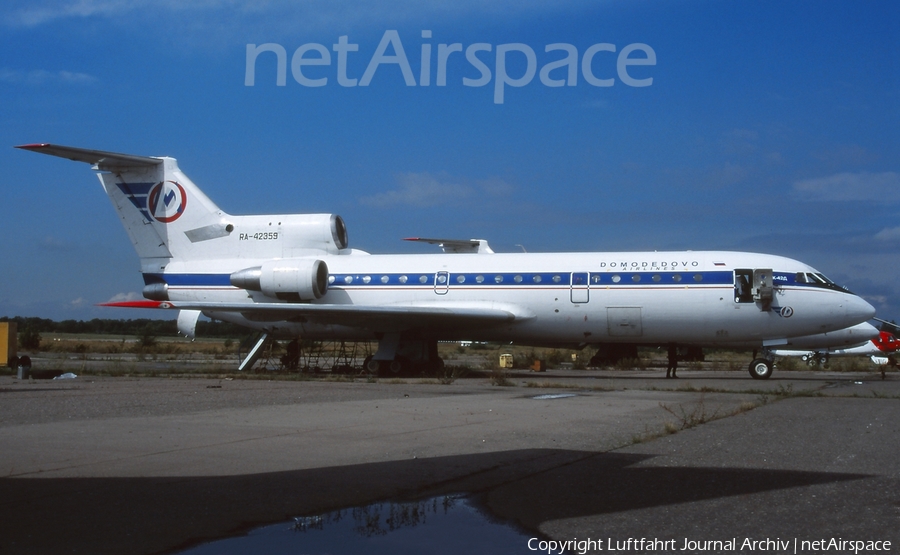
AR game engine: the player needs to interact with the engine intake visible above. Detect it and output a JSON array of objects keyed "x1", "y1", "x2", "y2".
[{"x1": 230, "y1": 258, "x2": 328, "y2": 301}]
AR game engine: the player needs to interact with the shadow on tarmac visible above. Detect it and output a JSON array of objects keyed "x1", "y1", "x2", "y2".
[{"x1": 0, "y1": 449, "x2": 866, "y2": 555}]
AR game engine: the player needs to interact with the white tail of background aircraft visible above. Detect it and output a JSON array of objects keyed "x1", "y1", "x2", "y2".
[{"x1": 18, "y1": 143, "x2": 877, "y2": 379}]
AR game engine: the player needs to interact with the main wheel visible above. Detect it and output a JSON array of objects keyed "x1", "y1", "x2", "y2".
[
  {"x1": 364, "y1": 356, "x2": 381, "y2": 374},
  {"x1": 748, "y1": 358, "x2": 773, "y2": 380},
  {"x1": 389, "y1": 356, "x2": 415, "y2": 375}
]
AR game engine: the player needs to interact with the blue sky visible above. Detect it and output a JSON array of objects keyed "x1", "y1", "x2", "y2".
[{"x1": 1, "y1": 0, "x2": 898, "y2": 322}]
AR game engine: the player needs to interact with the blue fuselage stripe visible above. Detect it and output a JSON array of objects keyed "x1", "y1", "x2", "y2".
[{"x1": 142, "y1": 271, "x2": 829, "y2": 290}]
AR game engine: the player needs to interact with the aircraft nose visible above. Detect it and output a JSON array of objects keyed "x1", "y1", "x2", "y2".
[{"x1": 846, "y1": 294, "x2": 876, "y2": 324}]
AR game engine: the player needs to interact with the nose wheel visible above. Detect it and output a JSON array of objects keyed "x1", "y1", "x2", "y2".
[{"x1": 748, "y1": 358, "x2": 773, "y2": 379}]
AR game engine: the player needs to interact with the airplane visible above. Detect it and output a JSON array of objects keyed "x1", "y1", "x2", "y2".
[
  {"x1": 16, "y1": 143, "x2": 877, "y2": 380},
  {"x1": 772, "y1": 323, "x2": 900, "y2": 367}
]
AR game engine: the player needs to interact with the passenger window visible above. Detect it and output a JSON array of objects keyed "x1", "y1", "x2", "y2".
[
  {"x1": 494, "y1": 275, "x2": 504, "y2": 283},
  {"x1": 475, "y1": 275, "x2": 484, "y2": 283},
  {"x1": 514, "y1": 275, "x2": 523, "y2": 283},
  {"x1": 632, "y1": 274, "x2": 641, "y2": 282},
  {"x1": 652, "y1": 274, "x2": 661, "y2": 282},
  {"x1": 419, "y1": 275, "x2": 428, "y2": 284},
  {"x1": 399, "y1": 275, "x2": 408, "y2": 284},
  {"x1": 673, "y1": 274, "x2": 682, "y2": 282},
  {"x1": 693, "y1": 274, "x2": 702, "y2": 282},
  {"x1": 552, "y1": 275, "x2": 562, "y2": 283},
  {"x1": 532, "y1": 275, "x2": 542, "y2": 283},
  {"x1": 380, "y1": 275, "x2": 389, "y2": 284},
  {"x1": 612, "y1": 275, "x2": 621, "y2": 283},
  {"x1": 456, "y1": 275, "x2": 465, "y2": 283}
]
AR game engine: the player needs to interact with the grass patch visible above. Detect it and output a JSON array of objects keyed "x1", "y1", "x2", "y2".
[{"x1": 525, "y1": 381, "x2": 576, "y2": 389}]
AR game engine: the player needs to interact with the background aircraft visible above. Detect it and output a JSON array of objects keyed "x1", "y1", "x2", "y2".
[
  {"x1": 17, "y1": 144, "x2": 876, "y2": 379},
  {"x1": 773, "y1": 322, "x2": 900, "y2": 367}
]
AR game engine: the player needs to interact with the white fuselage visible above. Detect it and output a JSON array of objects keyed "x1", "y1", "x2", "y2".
[{"x1": 160, "y1": 250, "x2": 874, "y2": 347}]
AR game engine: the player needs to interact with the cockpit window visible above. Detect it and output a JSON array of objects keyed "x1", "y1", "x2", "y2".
[{"x1": 804, "y1": 272, "x2": 851, "y2": 293}]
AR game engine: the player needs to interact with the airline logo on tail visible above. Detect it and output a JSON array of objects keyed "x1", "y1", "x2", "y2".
[
  {"x1": 148, "y1": 181, "x2": 187, "y2": 223},
  {"x1": 117, "y1": 181, "x2": 188, "y2": 223}
]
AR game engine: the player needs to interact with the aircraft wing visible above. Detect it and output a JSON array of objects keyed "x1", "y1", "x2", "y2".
[{"x1": 101, "y1": 300, "x2": 531, "y2": 332}]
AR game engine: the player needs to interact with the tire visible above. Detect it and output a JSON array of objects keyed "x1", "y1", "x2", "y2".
[
  {"x1": 389, "y1": 356, "x2": 410, "y2": 375},
  {"x1": 363, "y1": 356, "x2": 380, "y2": 374},
  {"x1": 748, "y1": 358, "x2": 773, "y2": 380}
]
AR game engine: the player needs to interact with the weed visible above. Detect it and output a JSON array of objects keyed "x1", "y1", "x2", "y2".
[
  {"x1": 776, "y1": 357, "x2": 801, "y2": 371},
  {"x1": 659, "y1": 394, "x2": 722, "y2": 430},
  {"x1": 525, "y1": 381, "x2": 574, "y2": 389},
  {"x1": 437, "y1": 365, "x2": 469, "y2": 385},
  {"x1": 490, "y1": 367, "x2": 514, "y2": 387},
  {"x1": 614, "y1": 357, "x2": 646, "y2": 371}
]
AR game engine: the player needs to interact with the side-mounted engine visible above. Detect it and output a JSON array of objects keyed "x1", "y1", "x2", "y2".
[{"x1": 231, "y1": 258, "x2": 329, "y2": 302}]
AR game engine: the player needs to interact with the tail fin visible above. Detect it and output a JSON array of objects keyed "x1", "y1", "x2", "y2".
[{"x1": 16, "y1": 144, "x2": 231, "y2": 265}]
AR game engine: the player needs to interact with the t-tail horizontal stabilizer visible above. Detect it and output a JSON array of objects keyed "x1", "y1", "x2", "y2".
[{"x1": 15, "y1": 144, "x2": 161, "y2": 169}]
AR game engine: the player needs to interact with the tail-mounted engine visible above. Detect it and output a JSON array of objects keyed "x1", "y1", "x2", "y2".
[
  {"x1": 231, "y1": 258, "x2": 328, "y2": 302},
  {"x1": 280, "y1": 214, "x2": 348, "y2": 254}
]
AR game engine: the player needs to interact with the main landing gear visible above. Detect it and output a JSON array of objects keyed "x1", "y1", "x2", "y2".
[
  {"x1": 363, "y1": 334, "x2": 444, "y2": 376},
  {"x1": 748, "y1": 358, "x2": 773, "y2": 379}
]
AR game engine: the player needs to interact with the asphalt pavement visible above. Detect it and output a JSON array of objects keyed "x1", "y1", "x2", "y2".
[{"x1": 0, "y1": 369, "x2": 897, "y2": 554}]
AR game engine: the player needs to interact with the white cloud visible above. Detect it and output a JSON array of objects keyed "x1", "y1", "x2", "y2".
[
  {"x1": 792, "y1": 171, "x2": 900, "y2": 202},
  {"x1": 4, "y1": 0, "x2": 237, "y2": 27},
  {"x1": 40, "y1": 235, "x2": 79, "y2": 251},
  {"x1": 359, "y1": 172, "x2": 513, "y2": 208},
  {"x1": 4, "y1": 0, "x2": 595, "y2": 32},
  {"x1": 105, "y1": 292, "x2": 142, "y2": 303},
  {"x1": 875, "y1": 227, "x2": 900, "y2": 241},
  {"x1": 0, "y1": 68, "x2": 95, "y2": 85}
]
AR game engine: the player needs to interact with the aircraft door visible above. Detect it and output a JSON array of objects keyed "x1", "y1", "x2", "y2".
[
  {"x1": 734, "y1": 268, "x2": 774, "y2": 310},
  {"x1": 434, "y1": 271, "x2": 449, "y2": 295},
  {"x1": 570, "y1": 272, "x2": 589, "y2": 303}
]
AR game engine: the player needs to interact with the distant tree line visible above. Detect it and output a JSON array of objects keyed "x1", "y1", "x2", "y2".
[{"x1": 0, "y1": 316, "x2": 249, "y2": 339}]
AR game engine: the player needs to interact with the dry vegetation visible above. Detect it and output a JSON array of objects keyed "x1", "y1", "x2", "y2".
[{"x1": 4, "y1": 332, "x2": 893, "y2": 379}]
